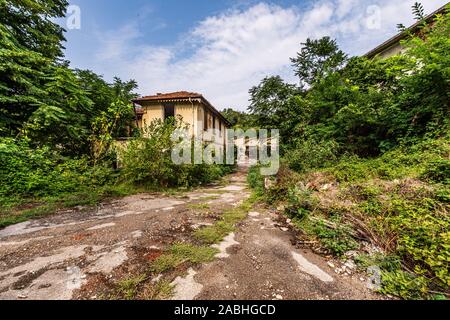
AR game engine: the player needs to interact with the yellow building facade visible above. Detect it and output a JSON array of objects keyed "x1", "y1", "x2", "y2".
[{"x1": 132, "y1": 91, "x2": 230, "y2": 145}]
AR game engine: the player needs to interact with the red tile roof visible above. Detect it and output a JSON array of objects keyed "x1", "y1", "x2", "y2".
[
  {"x1": 132, "y1": 91, "x2": 231, "y2": 126},
  {"x1": 133, "y1": 91, "x2": 203, "y2": 102}
]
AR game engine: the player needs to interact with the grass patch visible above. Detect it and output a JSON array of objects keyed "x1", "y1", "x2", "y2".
[
  {"x1": 117, "y1": 274, "x2": 147, "y2": 300},
  {"x1": 188, "y1": 203, "x2": 210, "y2": 210},
  {"x1": 194, "y1": 221, "x2": 236, "y2": 244},
  {"x1": 0, "y1": 183, "x2": 159, "y2": 229},
  {"x1": 194, "y1": 194, "x2": 257, "y2": 244},
  {"x1": 150, "y1": 243, "x2": 219, "y2": 274},
  {"x1": 199, "y1": 195, "x2": 220, "y2": 201},
  {"x1": 115, "y1": 275, "x2": 174, "y2": 300},
  {"x1": 142, "y1": 279, "x2": 174, "y2": 300},
  {"x1": 292, "y1": 214, "x2": 358, "y2": 256}
]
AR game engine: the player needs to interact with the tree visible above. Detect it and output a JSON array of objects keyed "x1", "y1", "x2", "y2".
[
  {"x1": 24, "y1": 65, "x2": 94, "y2": 154},
  {"x1": 392, "y1": 6, "x2": 450, "y2": 139},
  {"x1": 221, "y1": 108, "x2": 254, "y2": 129},
  {"x1": 398, "y1": 2, "x2": 427, "y2": 31},
  {"x1": 0, "y1": 0, "x2": 68, "y2": 60},
  {"x1": 291, "y1": 37, "x2": 348, "y2": 87},
  {"x1": 248, "y1": 76, "x2": 304, "y2": 147},
  {"x1": 76, "y1": 71, "x2": 138, "y2": 139},
  {"x1": 0, "y1": 0, "x2": 68, "y2": 137},
  {"x1": 0, "y1": 24, "x2": 48, "y2": 135}
]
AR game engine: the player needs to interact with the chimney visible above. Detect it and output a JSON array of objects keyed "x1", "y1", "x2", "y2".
[{"x1": 156, "y1": 93, "x2": 162, "y2": 96}]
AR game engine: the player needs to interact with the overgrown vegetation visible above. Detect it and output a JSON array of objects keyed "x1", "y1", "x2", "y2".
[
  {"x1": 0, "y1": 1, "x2": 233, "y2": 225},
  {"x1": 194, "y1": 195, "x2": 257, "y2": 244},
  {"x1": 247, "y1": 4, "x2": 450, "y2": 299},
  {"x1": 0, "y1": 118, "x2": 234, "y2": 227},
  {"x1": 114, "y1": 275, "x2": 174, "y2": 300},
  {"x1": 121, "y1": 117, "x2": 234, "y2": 189},
  {"x1": 150, "y1": 243, "x2": 219, "y2": 274}
]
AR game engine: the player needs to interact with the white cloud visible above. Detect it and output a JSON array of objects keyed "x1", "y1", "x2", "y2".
[
  {"x1": 95, "y1": 23, "x2": 141, "y2": 60},
  {"x1": 92, "y1": 0, "x2": 448, "y2": 111}
]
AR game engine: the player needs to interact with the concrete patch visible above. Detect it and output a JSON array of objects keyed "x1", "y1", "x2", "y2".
[
  {"x1": 88, "y1": 245, "x2": 128, "y2": 274},
  {"x1": 171, "y1": 268, "x2": 203, "y2": 300},
  {"x1": 115, "y1": 211, "x2": 140, "y2": 218},
  {"x1": 121, "y1": 196, "x2": 185, "y2": 212},
  {"x1": 0, "y1": 268, "x2": 85, "y2": 300},
  {"x1": 188, "y1": 193, "x2": 221, "y2": 201},
  {"x1": 0, "y1": 245, "x2": 87, "y2": 279},
  {"x1": 212, "y1": 233, "x2": 239, "y2": 259},
  {"x1": 87, "y1": 223, "x2": 116, "y2": 231},
  {"x1": 131, "y1": 230, "x2": 143, "y2": 238},
  {"x1": 0, "y1": 222, "x2": 49, "y2": 238},
  {"x1": 0, "y1": 236, "x2": 53, "y2": 248},
  {"x1": 0, "y1": 245, "x2": 88, "y2": 291},
  {"x1": 219, "y1": 185, "x2": 245, "y2": 192},
  {"x1": 0, "y1": 220, "x2": 99, "y2": 238},
  {"x1": 248, "y1": 212, "x2": 260, "y2": 217},
  {"x1": 291, "y1": 252, "x2": 334, "y2": 283}
]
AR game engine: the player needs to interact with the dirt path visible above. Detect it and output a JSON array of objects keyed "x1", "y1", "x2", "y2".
[{"x1": 0, "y1": 169, "x2": 379, "y2": 300}]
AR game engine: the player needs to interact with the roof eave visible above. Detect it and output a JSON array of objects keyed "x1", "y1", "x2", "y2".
[
  {"x1": 364, "y1": 4, "x2": 448, "y2": 58},
  {"x1": 132, "y1": 97, "x2": 231, "y2": 127}
]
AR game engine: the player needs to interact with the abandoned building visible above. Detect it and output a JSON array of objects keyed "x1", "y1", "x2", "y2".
[{"x1": 131, "y1": 91, "x2": 231, "y2": 145}]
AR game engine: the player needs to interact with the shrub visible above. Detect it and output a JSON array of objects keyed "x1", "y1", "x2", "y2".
[
  {"x1": 387, "y1": 198, "x2": 450, "y2": 288},
  {"x1": 380, "y1": 270, "x2": 429, "y2": 300},
  {"x1": 121, "y1": 118, "x2": 232, "y2": 189},
  {"x1": 422, "y1": 159, "x2": 450, "y2": 184},
  {"x1": 247, "y1": 165, "x2": 264, "y2": 194},
  {"x1": 284, "y1": 185, "x2": 316, "y2": 220},
  {"x1": 286, "y1": 139, "x2": 339, "y2": 173},
  {"x1": 313, "y1": 219, "x2": 359, "y2": 256},
  {"x1": 0, "y1": 138, "x2": 115, "y2": 207}
]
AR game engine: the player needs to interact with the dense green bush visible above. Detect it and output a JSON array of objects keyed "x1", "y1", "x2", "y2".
[
  {"x1": 247, "y1": 166, "x2": 265, "y2": 194},
  {"x1": 422, "y1": 160, "x2": 450, "y2": 184},
  {"x1": 325, "y1": 136, "x2": 450, "y2": 183},
  {"x1": 121, "y1": 119, "x2": 233, "y2": 189},
  {"x1": 286, "y1": 139, "x2": 339, "y2": 173},
  {"x1": 0, "y1": 138, "x2": 115, "y2": 207},
  {"x1": 387, "y1": 197, "x2": 450, "y2": 288},
  {"x1": 246, "y1": 5, "x2": 450, "y2": 300}
]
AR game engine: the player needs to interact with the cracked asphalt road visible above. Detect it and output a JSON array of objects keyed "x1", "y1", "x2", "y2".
[{"x1": 0, "y1": 169, "x2": 380, "y2": 300}]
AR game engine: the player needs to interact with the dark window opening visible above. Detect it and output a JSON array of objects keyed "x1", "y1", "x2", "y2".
[
  {"x1": 164, "y1": 104, "x2": 175, "y2": 120},
  {"x1": 213, "y1": 115, "x2": 216, "y2": 130},
  {"x1": 204, "y1": 109, "x2": 208, "y2": 131}
]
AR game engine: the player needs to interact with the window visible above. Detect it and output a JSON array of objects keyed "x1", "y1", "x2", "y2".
[
  {"x1": 213, "y1": 115, "x2": 216, "y2": 130},
  {"x1": 204, "y1": 109, "x2": 208, "y2": 131},
  {"x1": 164, "y1": 104, "x2": 175, "y2": 120}
]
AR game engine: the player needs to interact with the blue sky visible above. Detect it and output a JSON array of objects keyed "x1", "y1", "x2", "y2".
[{"x1": 63, "y1": 0, "x2": 448, "y2": 111}]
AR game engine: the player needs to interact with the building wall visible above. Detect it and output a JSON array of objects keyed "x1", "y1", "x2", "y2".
[
  {"x1": 140, "y1": 105, "x2": 163, "y2": 127},
  {"x1": 175, "y1": 103, "x2": 197, "y2": 136},
  {"x1": 377, "y1": 42, "x2": 405, "y2": 59},
  {"x1": 199, "y1": 105, "x2": 227, "y2": 146},
  {"x1": 137, "y1": 102, "x2": 228, "y2": 146}
]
